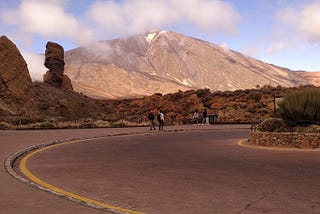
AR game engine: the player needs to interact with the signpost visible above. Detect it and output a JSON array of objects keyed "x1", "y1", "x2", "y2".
[{"x1": 274, "y1": 96, "x2": 284, "y2": 114}]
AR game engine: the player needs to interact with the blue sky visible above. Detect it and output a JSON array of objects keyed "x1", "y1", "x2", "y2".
[{"x1": 1, "y1": 0, "x2": 320, "y2": 80}]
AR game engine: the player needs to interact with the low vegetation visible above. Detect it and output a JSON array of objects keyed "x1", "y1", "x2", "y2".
[
  {"x1": 1, "y1": 83, "x2": 319, "y2": 131},
  {"x1": 278, "y1": 87, "x2": 320, "y2": 125},
  {"x1": 257, "y1": 86, "x2": 320, "y2": 133}
]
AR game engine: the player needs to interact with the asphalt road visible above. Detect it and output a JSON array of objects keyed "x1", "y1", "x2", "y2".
[{"x1": 2, "y1": 125, "x2": 320, "y2": 213}]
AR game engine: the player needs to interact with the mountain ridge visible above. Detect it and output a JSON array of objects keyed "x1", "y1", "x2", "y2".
[{"x1": 64, "y1": 30, "x2": 318, "y2": 99}]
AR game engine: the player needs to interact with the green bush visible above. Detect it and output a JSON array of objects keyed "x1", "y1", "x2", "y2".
[{"x1": 278, "y1": 87, "x2": 320, "y2": 125}]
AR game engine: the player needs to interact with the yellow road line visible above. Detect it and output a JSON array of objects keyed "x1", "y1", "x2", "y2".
[
  {"x1": 238, "y1": 139, "x2": 320, "y2": 152},
  {"x1": 19, "y1": 139, "x2": 145, "y2": 214}
]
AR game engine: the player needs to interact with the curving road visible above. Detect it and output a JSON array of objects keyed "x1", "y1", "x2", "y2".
[{"x1": 2, "y1": 125, "x2": 320, "y2": 213}]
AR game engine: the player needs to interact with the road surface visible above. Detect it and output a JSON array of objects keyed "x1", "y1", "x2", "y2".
[{"x1": 2, "y1": 125, "x2": 320, "y2": 213}]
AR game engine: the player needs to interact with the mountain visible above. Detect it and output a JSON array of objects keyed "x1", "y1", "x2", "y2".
[
  {"x1": 296, "y1": 71, "x2": 320, "y2": 86},
  {"x1": 1, "y1": 34, "x2": 317, "y2": 129},
  {"x1": 65, "y1": 31, "x2": 317, "y2": 99}
]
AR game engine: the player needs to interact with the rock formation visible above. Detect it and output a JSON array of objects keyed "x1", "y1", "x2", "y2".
[
  {"x1": 44, "y1": 42, "x2": 73, "y2": 91},
  {"x1": 0, "y1": 35, "x2": 37, "y2": 115}
]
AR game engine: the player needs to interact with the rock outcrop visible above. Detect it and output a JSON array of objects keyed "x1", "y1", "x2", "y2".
[
  {"x1": 0, "y1": 35, "x2": 37, "y2": 115},
  {"x1": 44, "y1": 42, "x2": 73, "y2": 91}
]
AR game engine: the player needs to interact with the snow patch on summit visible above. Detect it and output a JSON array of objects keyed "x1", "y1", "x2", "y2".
[
  {"x1": 145, "y1": 33, "x2": 157, "y2": 43},
  {"x1": 145, "y1": 31, "x2": 167, "y2": 43}
]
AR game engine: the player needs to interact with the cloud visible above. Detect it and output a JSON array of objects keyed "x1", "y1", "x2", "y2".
[
  {"x1": 1, "y1": 0, "x2": 241, "y2": 81},
  {"x1": 88, "y1": 0, "x2": 241, "y2": 38},
  {"x1": 1, "y1": 0, "x2": 240, "y2": 48},
  {"x1": 21, "y1": 51, "x2": 45, "y2": 81},
  {"x1": 171, "y1": 0, "x2": 240, "y2": 35},
  {"x1": 276, "y1": 1, "x2": 320, "y2": 44},
  {"x1": 219, "y1": 43, "x2": 230, "y2": 54},
  {"x1": 255, "y1": 1, "x2": 320, "y2": 56},
  {"x1": 1, "y1": 0, "x2": 93, "y2": 45}
]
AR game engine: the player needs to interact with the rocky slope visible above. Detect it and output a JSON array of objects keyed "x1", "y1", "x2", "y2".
[
  {"x1": 296, "y1": 71, "x2": 320, "y2": 86},
  {"x1": 65, "y1": 31, "x2": 315, "y2": 99},
  {"x1": 4, "y1": 81, "x2": 315, "y2": 128},
  {"x1": 0, "y1": 36, "x2": 37, "y2": 116}
]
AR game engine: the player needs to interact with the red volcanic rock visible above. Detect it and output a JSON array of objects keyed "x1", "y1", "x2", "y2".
[
  {"x1": 61, "y1": 74, "x2": 73, "y2": 91},
  {"x1": 44, "y1": 41, "x2": 73, "y2": 91},
  {"x1": 0, "y1": 35, "x2": 37, "y2": 115}
]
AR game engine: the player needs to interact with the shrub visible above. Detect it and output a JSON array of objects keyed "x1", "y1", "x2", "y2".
[
  {"x1": 0, "y1": 122, "x2": 11, "y2": 130},
  {"x1": 252, "y1": 93, "x2": 262, "y2": 102},
  {"x1": 304, "y1": 124, "x2": 320, "y2": 133},
  {"x1": 196, "y1": 88, "x2": 210, "y2": 98},
  {"x1": 23, "y1": 122, "x2": 56, "y2": 130},
  {"x1": 12, "y1": 116, "x2": 44, "y2": 126},
  {"x1": 56, "y1": 121, "x2": 80, "y2": 129},
  {"x1": 154, "y1": 93, "x2": 162, "y2": 96},
  {"x1": 278, "y1": 87, "x2": 320, "y2": 125},
  {"x1": 39, "y1": 122, "x2": 56, "y2": 129},
  {"x1": 94, "y1": 120, "x2": 111, "y2": 128},
  {"x1": 291, "y1": 125, "x2": 320, "y2": 133},
  {"x1": 79, "y1": 121, "x2": 95, "y2": 128},
  {"x1": 257, "y1": 118, "x2": 290, "y2": 132},
  {"x1": 246, "y1": 106, "x2": 256, "y2": 113}
]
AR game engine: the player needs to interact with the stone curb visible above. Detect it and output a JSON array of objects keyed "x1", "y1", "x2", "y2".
[
  {"x1": 238, "y1": 139, "x2": 320, "y2": 152},
  {"x1": 4, "y1": 132, "x2": 148, "y2": 214}
]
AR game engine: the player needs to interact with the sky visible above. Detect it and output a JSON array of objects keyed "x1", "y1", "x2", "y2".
[{"x1": 1, "y1": 0, "x2": 320, "y2": 81}]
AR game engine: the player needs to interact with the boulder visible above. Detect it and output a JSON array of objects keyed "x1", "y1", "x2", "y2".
[
  {"x1": 0, "y1": 35, "x2": 37, "y2": 115},
  {"x1": 44, "y1": 41, "x2": 73, "y2": 91}
]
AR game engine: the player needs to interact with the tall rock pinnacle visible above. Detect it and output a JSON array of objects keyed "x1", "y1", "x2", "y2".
[{"x1": 43, "y1": 42, "x2": 73, "y2": 91}]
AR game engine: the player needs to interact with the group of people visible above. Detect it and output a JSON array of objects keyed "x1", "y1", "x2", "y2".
[
  {"x1": 147, "y1": 109, "x2": 218, "y2": 130},
  {"x1": 193, "y1": 109, "x2": 209, "y2": 125},
  {"x1": 147, "y1": 110, "x2": 164, "y2": 131},
  {"x1": 193, "y1": 109, "x2": 218, "y2": 125}
]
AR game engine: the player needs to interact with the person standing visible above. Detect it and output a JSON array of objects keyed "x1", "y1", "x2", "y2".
[
  {"x1": 158, "y1": 110, "x2": 165, "y2": 131},
  {"x1": 202, "y1": 109, "x2": 208, "y2": 125},
  {"x1": 193, "y1": 109, "x2": 199, "y2": 126},
  {"x1": 148, "y1": 110, "x2": 156, "y2": 130}
]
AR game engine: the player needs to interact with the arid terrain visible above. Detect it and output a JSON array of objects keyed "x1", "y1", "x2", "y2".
[
  {"x1": 65, "y1": 31, "x2": 318, "y2": 99},
  {"x1": 1, "y1": 80, "x2": 315, "y2": 129},
  {"x1": 1, "y1": 33, "x2": 319, "y2": 129}
]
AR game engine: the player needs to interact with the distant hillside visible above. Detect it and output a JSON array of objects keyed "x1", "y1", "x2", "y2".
[
  {"x1": 64, "y1": 30, "x2": 316, "y2": 99},
  {"x1": 296, "y1": 71, "x2": 320, "y2": 86}
]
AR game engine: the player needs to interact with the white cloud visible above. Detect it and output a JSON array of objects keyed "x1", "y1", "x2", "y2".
[
  {"x1": 219, "y1": 43, "x2": 230, "y2": 54},
  {"x1": 88, "y1": 0, "x2": 241, "y2": 37},
  {"x1": 1, "y1": 0, "x2": 241, "y2": 48},
  {"x1": 21, "y1": 51, "x2": 45, "y2": 81},
  {"x1": 1, "y1": 0, "x2": 93, "y2": 45},
  {"x1": 256, "y1": 1, "x2": 320, "y2": 56},
  {"x1": 300, "y1": 2, "x2": 320, "y2": 43},
  {"x1": 171, "y1": 0, "x2": 240, "y2": 35},
  {"x1": 0, "y1": 0, "x2": 241, "y2": 81},
  {"x1": 277, "y1": 1, "x2": 320, "y2": 44}
]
